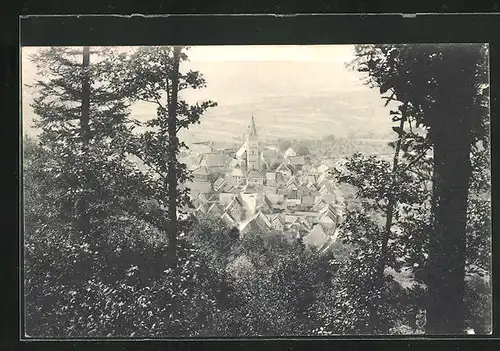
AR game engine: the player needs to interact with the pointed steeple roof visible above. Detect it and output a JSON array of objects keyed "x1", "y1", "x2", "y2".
[{"x1": 248, "y1": 115, "x2": 257, "y2": 137}]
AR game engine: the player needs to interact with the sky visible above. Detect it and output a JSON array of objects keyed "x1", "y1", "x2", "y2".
[{"x1": 21, "y1": 45, "x2": 395, "y2": 142}]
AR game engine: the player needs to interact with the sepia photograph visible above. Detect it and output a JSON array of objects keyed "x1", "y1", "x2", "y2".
[{"x1": 22, "y1": 43, "x2": 491, "y2": 337}]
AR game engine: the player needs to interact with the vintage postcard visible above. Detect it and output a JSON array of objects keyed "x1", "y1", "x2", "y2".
[{"x1": 22, "y1": 43, "x2": 491, "y2": 338}]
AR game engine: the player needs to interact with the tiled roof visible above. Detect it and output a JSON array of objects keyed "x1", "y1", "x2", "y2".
[
  {"x1": 247, "y1": 169, "x2": 263, "y2": 178},
  {"x1": 203, "y1": 153, "x2": 227, "y2": 167},
  {"x1": 213, "y1": 177, "x2": 226, "y2": 190},
  {"x1": 266, "y1": 172, "x2": 277, "y2": 180},
  {"x1": 231, "y1": 167, "x2": 245, "y2": 178},
  {"x1": 193, "y1": 166, "x2": 210, "y2": 175},
  {"x1": 288, "y1": 156, "x2": 306, "y2": 165},
  {"x1": 188, "y1": 180, "x2": 212, "y2": 194}
]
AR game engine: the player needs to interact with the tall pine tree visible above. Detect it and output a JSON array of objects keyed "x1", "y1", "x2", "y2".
[
  {"x1": 119, "y1": 46, "x2": 217, "y2": 268},
  {"x1": 28, "y1": 46, "x2": 139, "y2": 248}
]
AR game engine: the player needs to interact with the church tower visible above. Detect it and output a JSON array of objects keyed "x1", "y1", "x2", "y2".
[{"x1": 246, "y1": 115, "x2": 260, "y2": 171}]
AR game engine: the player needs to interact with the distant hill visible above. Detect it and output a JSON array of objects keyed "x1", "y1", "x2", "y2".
[
  {"x1": 22, "y1": 60, "x2": 395, "y2": 143},
  {"x1": 175, "y1": 93, "x2": 394, "y2": 145}
]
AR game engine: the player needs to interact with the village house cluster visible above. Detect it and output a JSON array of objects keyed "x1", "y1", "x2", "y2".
[{"x1": 181, "y1": 116, "x2": 346, "y2": 251}]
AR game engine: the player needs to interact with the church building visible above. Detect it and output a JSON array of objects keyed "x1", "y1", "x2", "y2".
[
  {"x1": 246, "y1": 115, "x2": 260, "y2": 171},
  {"x1": 235, "y1": 115, "x2": 263, "y2": 173}
]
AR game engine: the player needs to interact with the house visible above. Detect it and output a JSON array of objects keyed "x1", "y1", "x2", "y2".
[
  {"x1": 195, "y1": 202, "x2": 209, "y2": 215},
  {"x1": 206, "y1": 203, "x2": 223, "y2": 218},
  {"x1": 246, "y1": 169, "x2": 264, "y2": 187},
  {"x1": 301, "y1": 195, "x2": 316, "y2": 207},
  {"x1": 306, "y1": 181, "x2": 318, "y2": 191},
  {"x1": 275, "y1": 162, "x2": 294, "y2": 177},
  {"x1": 255, "y1": 194, "x2": 273, "y2": 214},
  {"x1": 288, "y1": 156, "x2": 306, "y2": 167},
  {"x1": 284, "y1": 147, "x2": 297, "y2": 159},
  {"x1": 266, "y1": 194, "x2": 287, "y2": 210},
  {"x1": 201, "y1": 153, "x2": 227, "y2": 171},
  {"x1": 303, "y1": 224, "x2": 329, "y2": 249},
  {"x1": 263, "y1": 185, "x2": 277, "y2": 196},
  {"x1": 297, "y1": 185, "x2": 313, "y2": 198},
  {"x1": 318, "y1": 209, "x2": 338, "y2": 230},
  {"x1": 285, "y1": 215, "x2": 299, "y2": 225},
  {"x1": 192, "y1": 193, "x2": 211, "y2": 208},
  {"x1": 213, "y1": 177, "x2": 226, "y2": 192},
  {"x1": 193, "y1": 166, "x2": 210, "y2": 181},
  {"x1": 242, "y1": 184, "x2": 258, "y2": 194},
  {"x1": 227, "y1": 157, "x2": 239, "y2": 170},
  {"x1": 219, "y1": 192, "x2": 238, "y2": 208},
  {"x1": 253, "y1": 211, "x2": 272, "y2": 231},
  {"x1": 287, "y1": 198, "x2": 302, "y2": 208},
  {"x1": 225, "y1": 196, "x2": 245, "y2": 222},
  {"x1": 268, "y1": 214, "x2": 285, "y2": 232},
  {"x1": 220, "y1": 212, "x2": 237, "y2": 228},
  {"x1": 228, "y1": 166, "x2": 245, "y2": 185},
  {"x1": 236, "y1": 142, "x2": 247, "y2": 159},
  {"x1": 187, "y1": 180, "x2": 212, "y2": 195},
  {"x1": 222, "y1": 183, "x2": 241, "y2": 194},
  {"x1": 265, "y1": 172, "x2": 278, "y2": 186},
  {"x1": 312, "y1": 198, "x2": 328, "y2": 212}
]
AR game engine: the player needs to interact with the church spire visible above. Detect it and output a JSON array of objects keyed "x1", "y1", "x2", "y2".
[{"x1": 249, "y1": 114, "x2": 257, "y2": 137}]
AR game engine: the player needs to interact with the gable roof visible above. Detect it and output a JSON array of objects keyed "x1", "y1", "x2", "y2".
[
  {"x1": 203, "y1": 153, "x2": 227, "y2": 167},
  {"x1": 319, "y1": 210, "x2": 337, "y2": 224},
  {"x1": 228, "y1": 158, "x2": 239, "y2": 168},
  {"x1": 188, "y1": 180, "x2": 212, "y2": 194},
  {"x1": 254, "y1": 211, "x2": 272, "y2": 228},
  {"x1": 319, "y1": 203, "x2": 337, "y2": 215},
  {"x1": 225, "y1": 196, "x2": 244, "y2": 212},
  {"x1": 193, "y1": 166, "x2": 210, "y2": 175},
  {"x1": 197, "y1": 193, "x2": 210, "y2": 204},
  {"x1": 312, "y1": 199, "x2": 328, "y2": 211},
  {"x1": 236, "y1": 142, "x2": 247, "y2": 158},
  {"x1": 269, "y1": 213, "x2": 285, "y2": 224},
  {"x1": 207, "y1": 203, "x2": 223, "y2": 216},
  {"x1": 231, "y1": 167, "x2": 245, "y2": 178},
  {"x1": 266, "y1": 193, "x2": 285, "y2": 205},
  {"x1": 220, "y1": 212, "x2": 236, "y2": 227},
  {"x1": 276, "y1": 162, "x2": 293, "y2": 173},
  {"x1": 247, "y1": 169, "x2": 264, "y2": 179},
  {"x1": 213, "y1": 177, "x2": 226, "y2": 191},
  {"x1": 195, "y1": 203, "x2": 209, "y2": 214},
  {"x1": 195, "y1": 154, "x2": 204, "y2": 165},
  {"x1": 285, "y1": 176, "x2": 297, "y2": 186},
  {"x1": 288, "y1": 156, "x2": 306, "y2": 165}
]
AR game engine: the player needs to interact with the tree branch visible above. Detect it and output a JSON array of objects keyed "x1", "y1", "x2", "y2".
[
  {"x1": 131, "y1": 152, "x2": 168, "y2": 185},
  {"x1": 401, "y1": 141, "x2": 433, "y2": 172}
]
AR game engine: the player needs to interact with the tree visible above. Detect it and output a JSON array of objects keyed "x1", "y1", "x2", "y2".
[
  {"x1": 28, "y1": 46, "x2": 137, "y2": 248},
  {"x1": 278, "y1": 139, "x2": 292, "y2": 153},
  {"x1": 351, "y1": 44, "x2": 489, "y2": 333},
  {"x1": 120, "y1": 46, "x2": 217, "y2": 268}
]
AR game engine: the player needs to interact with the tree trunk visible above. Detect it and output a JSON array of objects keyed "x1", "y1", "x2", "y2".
[
  {"x1": 78, "y1": 46, "x2": 91, "y2": 240},
  {"x1": 369, "y1": 111, "x2": 406, "y2": 333},
  {"x1": 166, "y1": 46, "x2": 182, "y2": 268},
  {"x1": 426, "y1": 117, "x2": 472, "y2": 334}
]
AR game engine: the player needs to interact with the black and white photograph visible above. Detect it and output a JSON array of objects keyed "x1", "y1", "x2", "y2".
[{"x1": 22, "y1": 43, "x2": 491, "y2": 337}]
